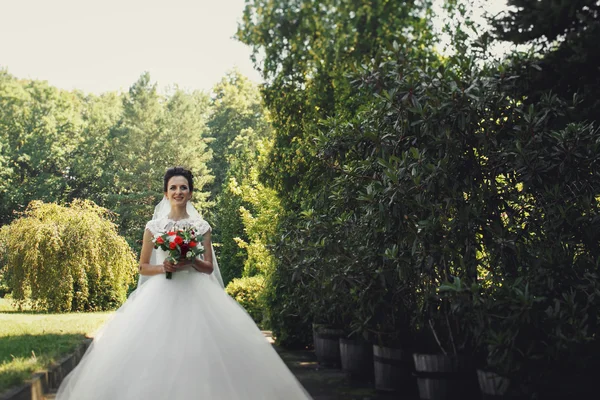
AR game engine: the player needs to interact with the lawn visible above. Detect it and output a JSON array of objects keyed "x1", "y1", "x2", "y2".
[{"x1": 0, "y1": 298, "x2": 111, "y2": 393}]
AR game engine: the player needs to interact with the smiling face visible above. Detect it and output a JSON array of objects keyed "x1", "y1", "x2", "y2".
[{"x1": 165, "y1": 175, "x2": 192, "y2": 208}]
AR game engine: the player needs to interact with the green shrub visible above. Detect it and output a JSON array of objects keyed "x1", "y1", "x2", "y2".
[
  {"x1": 0, "y1": 233, "x2": 8, "y2": 298},
  {"x1": 0, "y1": 269, "x2": 8, "y2": 298},
  {"x1": 2, "y1": 200, "x2": 137, "y2": 312},
  {"x1": 320, "y1": 46, "x2": 600, "y2": 395},
  {"x1": 225, "y1": 275, "x2": 266, "y2": 326}
]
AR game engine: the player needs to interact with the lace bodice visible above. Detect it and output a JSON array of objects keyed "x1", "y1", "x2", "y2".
[{"x1": 145, "y1": 216, "x2": 211, "y2": 237}]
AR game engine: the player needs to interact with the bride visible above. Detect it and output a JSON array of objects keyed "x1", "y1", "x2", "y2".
[{"x1": 56, "y1": 167, "x2": 312, "y2": 399}]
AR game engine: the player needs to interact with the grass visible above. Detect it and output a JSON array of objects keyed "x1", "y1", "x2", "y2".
[{"x1": 0, "y1": 298, "x2": 111, "y2": 393}]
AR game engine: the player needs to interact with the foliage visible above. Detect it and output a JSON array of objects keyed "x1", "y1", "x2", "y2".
[
  {"x1": 2, "y1": 200, "x2": 137, "y2": 312},
  {"x1": 0, "y1": 70, "x2": 214, "y2": 254},
  {"x1": 490, "y1": 0, "x2": 600, "y2": 124},
  {"x1": 330, "y1": 31, "x2": 600, "y2": 391},
  {"x1": 102, "y1": 73, "x2": 214, "y2": 252},
  {"x1": 206, "y1": 69, "x2": 272, "y2": 197},
  {"x1": 225, "y1": 275, "x2": 266, "y2": 326},
  {"x1": 213, "y1": 182, "x2": 247, "y2": 285},
  {"x1": 217, "y1": 131, "x2": 282, "y2": 327},
  {"x1": 203, "y1": 70, "x2": 282, "y2": 331},
  {"x1": 239, "y1": 0, "x2": 437, "y2": 348},
  {"x1": 0, "y1": 70, "x2": 86, "y2": 225},
  {"x1": 263, "y1": 213, "x2": 316, "y2": 348},
  {"x1": 241, "y1": 0, "x2": 600, "y2": 395},
  {"x1": 207, "y1": 70, "x2": 274, "y2": 285},
  {"x1": 0, "y1": 232, "x2": 8, "y2": 298},
  {"x1": 239, "y1": 0, "x2": 436, "y2": 207},
  {"x1": 1, "y1": 2, "x2": 598, "y2": 395},
  {"x1": 233, "y1": 155, "x2": 281, "y2": 277},
  {"x1": 0, "y1": 272, "x2": 8, "y2": 298}
]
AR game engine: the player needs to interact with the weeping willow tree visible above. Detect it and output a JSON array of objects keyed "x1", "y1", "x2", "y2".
[{"x1": 0, "y1": 200, "x2": 137, "y2": 312}]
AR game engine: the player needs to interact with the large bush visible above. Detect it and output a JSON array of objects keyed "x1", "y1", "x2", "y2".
[
  {"x1": 225, "y1": 275, "x2": 266, "y2": 326},
  {"x1": 240, "y1": 1, "x2": 600, "y2": 395},
  {"x1": 1, "y1": 200, "x2": 137, "y2": 312},
  {"x1": 0, "y1": 255, "x2": 8, "y2": 298},
  {"x1": 317, "y1": 40, "x2": 600, "y2": 392}
]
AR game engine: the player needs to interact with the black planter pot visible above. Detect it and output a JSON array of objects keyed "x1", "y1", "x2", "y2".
[
  {"x1": 413, "y1": 353, "x2": 478, "y2": 400},
  {"x1": 537, "y1": 374, "x2": 595, "y2": 400},
  {"x1": 477, "y1": 369, "x2": 511, "y2": 399},
  {"x1": 339, "y1": 338, "x2": 374, "y2": 381},
  {"x1": 373, "y1": 344, "x2": 416, "y2": 393},
  {"x1": 312, "y1": 323, "x2": 343, "y2": 367}
]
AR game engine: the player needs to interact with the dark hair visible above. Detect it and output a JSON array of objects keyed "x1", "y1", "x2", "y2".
[{"x1": 163, "y1": 167, "x2": 194, "y2": 192}]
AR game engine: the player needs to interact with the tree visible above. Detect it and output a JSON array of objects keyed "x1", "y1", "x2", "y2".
[
  {"x1": 220, "y1": 135, "x2": 282, "y2": 327},
  {"x1": 229, "y1": 133, "x2": 281, "y2": 278},
  {"x1": 0, "y1": 69, "x2": 216, "y2": 263},
  {"x1": 238, "y1": 0, "x2": 437, "y2": 346},
  {"x1": 164, "y1": 88, "x2": 214, "y2": 206},
  {"x1": 102, "y1": 73, "x2": 214, "y2": 250},
  {"x1": 66, "y1": 91, "x2": 123, "y2": 204},
  {"x1": 213, "y1": 129, "x2": 279, "y2": 285},
  {"x1": 206, "y1": 71, "x2": 273, "y2": 285},
  {"x1": 206, "y1": 69, "x2": 270, "y2": 198},
  {"x1": 0, "y1": 70, "x2": 86, "y2": 224},
  {"x1": 1, "y1": 200, "x2": 137, "y2": 312},
  {"x1": 490, "y1": 0, "x2": 600, "y2": 123},
  {"x1": 238, "y1": 0, "x2": 436, "y2": 208}
]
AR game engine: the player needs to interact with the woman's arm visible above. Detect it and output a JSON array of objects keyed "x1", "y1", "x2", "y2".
[
  {"x1": 139, "y1": 229, "x2": 176, "y2": 276},
  {"x1": 192, "y1": 230, "x2": 214, "y2": 274}
]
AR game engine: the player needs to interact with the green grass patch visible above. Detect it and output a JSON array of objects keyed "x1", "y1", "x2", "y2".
[{"x1": 0, "y1": 301, "x2": 111, "y2": 393}]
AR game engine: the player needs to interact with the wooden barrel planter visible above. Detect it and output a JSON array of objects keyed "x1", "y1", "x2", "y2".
[
  {"x1": 373, "y1": 345, "x2": 416, "y2": 393},
  {"x1": 477, "y1": 369, "x2": 510, "y2": 399},
  {"x1": 312, "y1": 324, "x2": 343, "y2": 367},
  {"x1": 339, "y1": 338, "x2": 374, "y2": 381},
  {"x1": 538, "y1": 374, "x2": 595, "y2": 400},
  {"x1": 413, "y1": 353, "x2": 478, "y2": 400}
]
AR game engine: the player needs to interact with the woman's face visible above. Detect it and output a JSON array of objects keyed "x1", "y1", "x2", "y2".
[{"x1": 165, "y1": 175, "x2": 192, "y2": 207}]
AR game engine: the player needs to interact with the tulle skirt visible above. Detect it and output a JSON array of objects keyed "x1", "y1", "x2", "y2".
[{"x1": 55, "y1": 268, "x2": 312, "y2": 400}]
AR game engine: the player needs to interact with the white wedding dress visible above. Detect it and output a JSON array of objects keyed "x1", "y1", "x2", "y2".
[{"x1": 55, "y1": 215, "x2": 312, "y2": 400}]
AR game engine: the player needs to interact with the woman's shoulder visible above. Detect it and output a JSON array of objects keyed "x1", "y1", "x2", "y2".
[
  {"x1": 144, "y1": 216, "x2": 211, "y2": 236},
  {"x1": 144, "y1": 218, "x2": 167, "y2": 236},
  {"x1": 187, "y1": 217, "x2": 212, "y2": 236}
]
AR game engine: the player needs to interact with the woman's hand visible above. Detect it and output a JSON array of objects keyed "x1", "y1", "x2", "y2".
[
  {"x1": 162, "y1": 260, "x2": 179, "y2": 273},
  {"x1": 163, "y1": 259, "x2": 193, "y2": 271},
  {"x1": 175, "y1": 259, "x2": 193, "y2": 268}
]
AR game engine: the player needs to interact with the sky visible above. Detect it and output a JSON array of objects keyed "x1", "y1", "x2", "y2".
[
  {"x1": 0, "y1": 0, "x2": 262, "y2": 94},
  {"x1": 0, "y1": 0, "x2": 511, "y2": 96},
  {"x1": 432, "y1": 0, "x2": 514, "y2": 58}
]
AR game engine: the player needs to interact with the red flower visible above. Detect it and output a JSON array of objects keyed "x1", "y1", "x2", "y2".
[
  {"x1": 174, "y1": 236, "x2": 184, "y2": 245},
  {"x1": 167, "y1": 231, "x2": 176, "y2": 236},
  {"x1": 169, "y1": 242, "x2": 177, "y2": 250},
  {"x1": 180, "y1": 244, "x2": 189, "y2": 255},
  {"x1": 156, "y1": 237, "x2": 165, "y2": 245},
  {"x1": 189, "y1": 241, "x2": 197, "y2": 248}
]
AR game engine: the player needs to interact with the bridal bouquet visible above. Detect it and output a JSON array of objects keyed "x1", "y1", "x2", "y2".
[{"x1": 152, "y1": 226, "x2": 205, "y2": 279}]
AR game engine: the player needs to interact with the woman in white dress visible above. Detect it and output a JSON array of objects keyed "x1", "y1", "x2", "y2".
[{"x1": 55, "y1": 167, "x2": 312, "y2": 400}]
